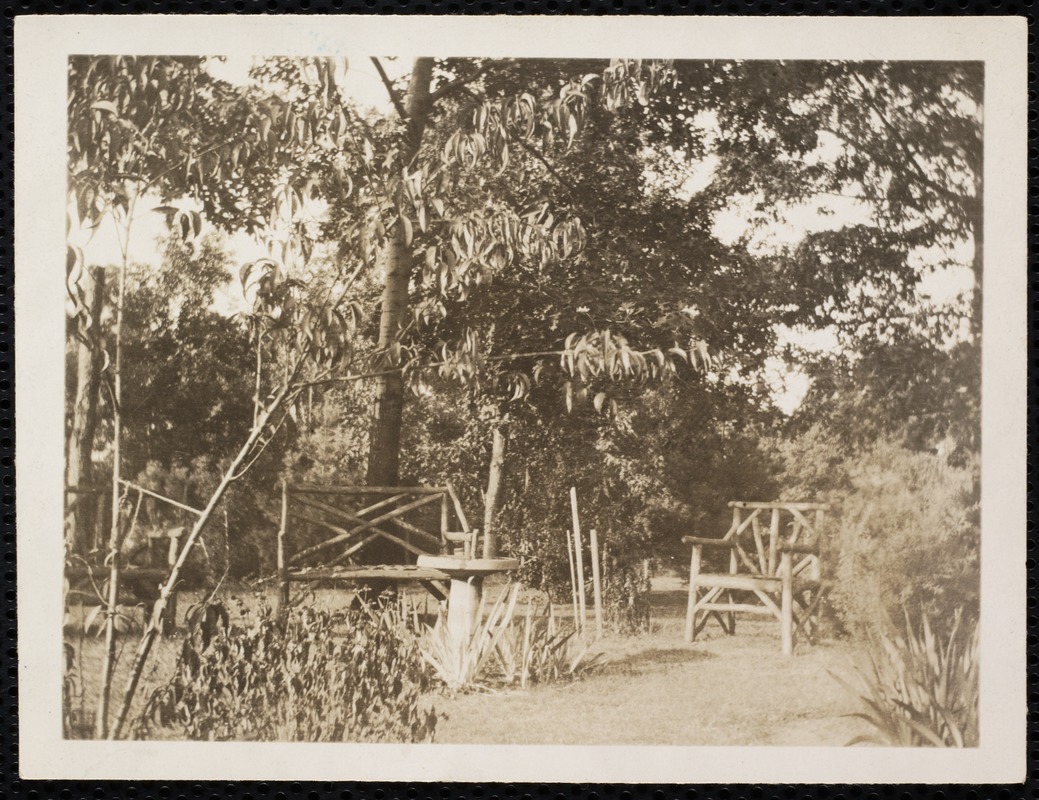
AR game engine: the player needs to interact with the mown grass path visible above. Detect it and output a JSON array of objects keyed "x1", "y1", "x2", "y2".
[{"x1": 436, "y1": 577, "x2": 871, "y2": 746}]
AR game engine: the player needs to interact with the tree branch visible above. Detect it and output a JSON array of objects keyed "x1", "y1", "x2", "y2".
[
  {"x1": 429, "y1": 64, "x2": 491, "y2": 104},
  {"x1": 850, "y1": 71, "x2": 966, "y2": 209},
  {"x1": 370, "y1": 57, "x2": 408, "y2": 122},
  {"x1": 514, "y1": 137, "x2": 580, "y2": 199},
  {"x1": 299, "y1": 343, "x2": 682, "y2": 391}
]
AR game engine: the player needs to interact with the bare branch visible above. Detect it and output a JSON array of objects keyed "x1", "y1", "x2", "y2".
[
  {"x1": 429, "y1": 64, "x2": 491, "y2": 104},
  {"x1": 370, "y1": 57, "x2": 408, "y2": 122}
]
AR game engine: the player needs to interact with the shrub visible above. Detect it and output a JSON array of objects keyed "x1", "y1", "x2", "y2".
[
  {"x1": 599, "y1": 554, "x2": 651, "y2": 635},
  {"x1": 133, "y1": 597, "x2": 437, "y2": 742},
  {"x1": 776, "y1": 427, "x2": 979, "y2": 638},
  {"x1": 836, "y1": 610, "x2": 979, "y2": 747},
  {"x1": 492, "y1": 409, "x2": 666, "y2": 634}
]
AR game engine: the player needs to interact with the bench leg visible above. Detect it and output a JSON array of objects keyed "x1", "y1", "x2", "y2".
[{"x1": 781, "y1": 552, "x2": 793, "y2": 656}]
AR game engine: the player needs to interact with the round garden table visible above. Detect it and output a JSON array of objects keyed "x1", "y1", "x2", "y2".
[{"x1": 415, "y1": 555, "x2": 519, "y2": 641}]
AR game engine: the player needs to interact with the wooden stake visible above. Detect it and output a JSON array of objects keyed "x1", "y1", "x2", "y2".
[
  {"x1": 276, "y1": 480, "x2": 290, "y2": 620},
  {"x1": 565, "y1": 529, "x2": 580, "y2": 633},
  {"x1": 569, "y1": 487, "x2": 587, "y2": 636},
  {"x1": 684, "y1": 544, "x2": 701, "y2": 642},
  {"x1": 589, "y1": 528, "x2": 604, "y2": 639}
]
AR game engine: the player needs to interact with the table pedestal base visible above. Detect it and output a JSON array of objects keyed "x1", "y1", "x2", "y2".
[{"x1": 446, "y1": 576, "x2": 482, "y2": 643}]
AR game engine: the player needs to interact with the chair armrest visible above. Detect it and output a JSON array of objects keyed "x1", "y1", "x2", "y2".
[
  {"x1": 682, "y1": 536, "x2": 738, "y2": 549},
  {"x1": 778, "y1": 542, "x2": 820, "y2": 556}
]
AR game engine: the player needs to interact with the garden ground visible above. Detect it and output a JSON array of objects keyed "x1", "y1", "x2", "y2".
[
  {"x1": 436, "y1": 574, "x2": 871, "y2": 746},
  {"x1": 68, "y1": 573, "x2": 872, "y2": 746}
]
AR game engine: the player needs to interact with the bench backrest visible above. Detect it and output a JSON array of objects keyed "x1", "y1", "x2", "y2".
[{"x1": 721, "y1": 501, "x2": 827, "y2": 579}]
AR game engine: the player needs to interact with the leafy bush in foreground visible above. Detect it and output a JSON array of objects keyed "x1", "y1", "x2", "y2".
[
  {"x1": 134, "y1": 598, "x2": 437, "y2": 742},
  {"x1": 836, "y1": 610, "x2": 979, "y2": 747}
]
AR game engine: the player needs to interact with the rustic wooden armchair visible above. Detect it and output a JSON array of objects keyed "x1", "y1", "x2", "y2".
[{"x1": 683, "y1": 501, "x2": 829, "y2": 655}]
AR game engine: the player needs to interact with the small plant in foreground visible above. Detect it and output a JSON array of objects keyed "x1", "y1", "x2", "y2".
[
  {"x1": 835, "y1": 609, "x2": 979, "y2": 747},
  {"x1": 494, "y1": 595, "x2": 603, "y2": 689},
  {"x1": 419, "y1": 584, "x2": 603, "y2": 692},
  {"x1": 134, "y1": 597, "x2": 437, "y2": 742},
  {"x1": 420, "y1": 583, "x2": 519, "y2": 691}
]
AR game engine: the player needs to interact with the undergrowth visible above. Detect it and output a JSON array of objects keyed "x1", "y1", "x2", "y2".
[{"x1": 133, "y1": 596, "x2": 437, "y2": 742}]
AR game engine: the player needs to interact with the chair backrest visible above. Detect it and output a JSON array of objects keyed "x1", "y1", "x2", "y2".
[{"x1": 724, "y1": 502, "x2": 827, "y2": 578}]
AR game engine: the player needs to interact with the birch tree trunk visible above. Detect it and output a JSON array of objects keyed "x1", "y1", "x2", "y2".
[
  {"x1": 364, "y1": 58, "x2": 434, "y2": 491},
  {"x1": 66, "y1": 265, "x2": 106, "y2": 554},
  {"x1": 482, "y1": 425, "x2": 506, "y2": 559}
]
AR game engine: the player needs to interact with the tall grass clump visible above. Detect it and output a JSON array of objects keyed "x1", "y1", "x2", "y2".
[
  {"x1": 420, "y1": 584, "x2": 602, "y2": 691},
  {"x1": 420, "y1": 583, "x2": 520, "y2": 691},
  {"x1": 837, "y1": 609, "x2": 979, "y2": 747},
  {"x1": 133, "y1": 597, "x2": 437, "y2": 742},
  {"x1": 494, "y1": 595, "x2": 603, "y2": 688}
]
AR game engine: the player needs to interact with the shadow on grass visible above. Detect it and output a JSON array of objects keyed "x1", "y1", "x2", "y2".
[
  {"x1": 601, "y1": 646, "x2": 714, "y2": 676},
  {"x1": 651, "y1": 589, "x2": 690, "y2": 619}
]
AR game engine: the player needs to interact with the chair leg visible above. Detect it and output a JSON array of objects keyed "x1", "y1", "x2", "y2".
[
  {"x1": 793, "y1": 587, "x2": 826, "y2": 644},
  {"x1": 780, "y1": 552, "x2": 794, "y2": 656}
]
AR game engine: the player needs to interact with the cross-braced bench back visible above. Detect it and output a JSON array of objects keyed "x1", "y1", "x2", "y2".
[
  {"x1": 273, "y1": 481, "x2": 477, "y2": 615},
  {"x1": 719, "y1": 501, "x2": 826, "y2": 579}
]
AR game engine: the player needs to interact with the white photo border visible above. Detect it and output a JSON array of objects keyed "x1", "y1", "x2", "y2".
[{"x1": 14, "y1": 14, "x2": 1028, "y2": 783}]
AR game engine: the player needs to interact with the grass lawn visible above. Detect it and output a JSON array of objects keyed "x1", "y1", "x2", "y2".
[
  {"x1": 67, "y1": 574, "x2": 871, "y2": 746},
  {"x1": 435, "y1": 575, "x2": 871, "y2": 746}
]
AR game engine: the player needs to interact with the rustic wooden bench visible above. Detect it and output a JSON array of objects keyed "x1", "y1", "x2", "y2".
[
  {"x1": 274, "y1": 481, "x2": 477, "y2": 613},
  {"x1": 683, "y1": 501, "x2": 829, "y2": 655}
]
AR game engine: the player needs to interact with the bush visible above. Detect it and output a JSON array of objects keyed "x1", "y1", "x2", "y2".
[
  {"x1": 836, "y1": 610, "x2": 979, "y2": 747},
  {"x1": 134, "y1": 597, "x2": 437, "y2": 742},
  {"x1": 776, "y1": 427, "x2": 979, "y2": 637},
  {"x1": 599, "y1": 554, "x2": 651, "y2": 634}
]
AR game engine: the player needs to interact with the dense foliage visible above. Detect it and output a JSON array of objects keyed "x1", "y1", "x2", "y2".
[
  {"x1": 135, "y1": 598, "x2": 437, "y2": 742},
  {"x1": 775, "y1": 425, "x2": 979, "y2": 637}
]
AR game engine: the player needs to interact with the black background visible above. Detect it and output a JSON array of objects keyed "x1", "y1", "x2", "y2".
[{"x1": 1, "y1": 7, "x2": 1033, "y2": 799}]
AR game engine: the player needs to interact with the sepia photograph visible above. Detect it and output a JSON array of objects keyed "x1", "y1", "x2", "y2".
[{"x1": 15, "y1": 15, "x2": 1027, "y2": 783}]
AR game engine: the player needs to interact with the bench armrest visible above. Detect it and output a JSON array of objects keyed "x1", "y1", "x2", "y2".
[
  {"x1": 682, "y1": 536, "x2": 738, "y2": 549},
  {"x1": 778, "y1": 542, "x2": 820, "y2": 556}
]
